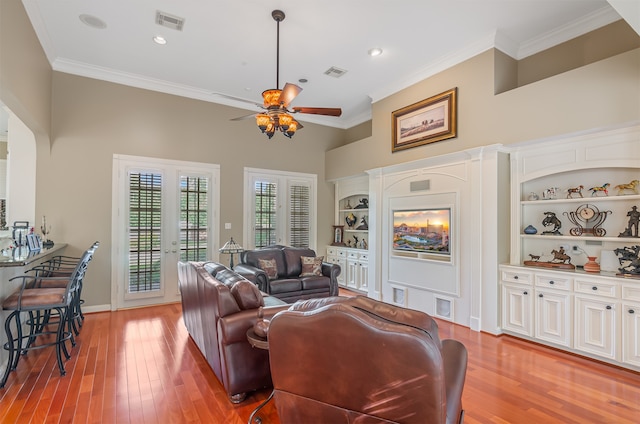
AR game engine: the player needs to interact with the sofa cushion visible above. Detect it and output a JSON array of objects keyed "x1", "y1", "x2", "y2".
[
  {"x1": 269, "y1": 278, "x2": 302, "y2": 295},
  {"x1": 230, "y1": 280, "x2": 264, "y2": 310},
  {"x1": 300, "y1": 256, "x2": 323, "y2": 277},
  {"x1": 300, "y1": 275, "x2": 331, "y2": 291},
  {"x1": 283, "y1": 247, "x2": 316, "y2": 277},
  {"x1": 258, "y1": 258, "x2": 279, "y2": 280},
  {"x1": 215, "y1": 268, "x2": 247, "y2": 288}
]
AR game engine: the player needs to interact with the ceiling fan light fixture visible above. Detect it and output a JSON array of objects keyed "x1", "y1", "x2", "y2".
[
  {"x1": 262, "y1": 89, "x2": 282, "y2": 107},
  {"x1": 284, "y1": 120, "x2": 298, "y2": 138},
  {"x1": 278, "y1": 113, "x2": 293, "y2": 131},
  {"x1": 256, "y1": 113, "x2": 271, "y2": 132}
]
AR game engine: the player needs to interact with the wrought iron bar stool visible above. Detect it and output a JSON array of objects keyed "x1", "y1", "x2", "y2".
[
  {"x1": 26, "y1": 242, "x2": 99, "y2": 335},
  {"x1": 0, "y1": 255, "x2": 88, "y2": 388}
]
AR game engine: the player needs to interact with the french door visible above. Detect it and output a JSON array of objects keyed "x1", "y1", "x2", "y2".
[{"x1": 112, "y1": 155, "x2": 220, "y2": 310}]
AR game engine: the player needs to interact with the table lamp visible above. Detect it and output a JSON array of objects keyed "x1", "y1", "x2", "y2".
[{"x1": 219, "y1": 237, "x2": 244, "y2": 268}]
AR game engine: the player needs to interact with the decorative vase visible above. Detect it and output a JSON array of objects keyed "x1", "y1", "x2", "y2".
[
  {"x1": 524, "y1": 225, "x2": 537, "y2": 234},
  {"x1": 583, "y1": 256, "x2": 600, "y2": 273}
]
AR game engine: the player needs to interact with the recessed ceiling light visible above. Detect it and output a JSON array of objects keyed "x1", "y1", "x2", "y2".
[
  {"x1": 153, "y1": 35, "x2": 167, "y2": 45},
  {"x1": 79, "y1": 14, "x2": 107, "y2": 29},
  {"x1": 368, "y1": 47, "x2": 383, "y2": 57},
  {"x1": 298, "y1": 78, "x2": 308, "y2": 84}
]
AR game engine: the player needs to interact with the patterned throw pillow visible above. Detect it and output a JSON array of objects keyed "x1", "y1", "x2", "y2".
[
  {"x1": 258, "y1": 258, "x2": 278, "y2": 280},
  {"x1": 300, "y1": 256, "x2": 324, "y2": 277}
]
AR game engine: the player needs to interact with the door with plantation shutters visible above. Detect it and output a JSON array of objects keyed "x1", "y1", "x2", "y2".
[
  {"x1": 244, "y1": 168, "x2": 317, "y2": 250},
  {"x1": 112, "y1": 155, "x2": 220, "y2": 310}
]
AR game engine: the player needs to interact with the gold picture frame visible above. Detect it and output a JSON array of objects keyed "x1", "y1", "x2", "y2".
[{"x1": 392, "y1": 88, "x2": 457, "y2": 152}]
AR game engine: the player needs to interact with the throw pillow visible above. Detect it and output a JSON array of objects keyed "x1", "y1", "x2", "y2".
[
  {"x1": 300, "y1": 256, "x2": 324, "y2": 277},
  {"x1": 258, "y1": 258, "x2": 278, "y2": 280}
]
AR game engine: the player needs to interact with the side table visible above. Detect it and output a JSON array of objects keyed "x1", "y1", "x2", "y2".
[{"x1": 246, "y1": 329, "x2": 273, "y2": 424}]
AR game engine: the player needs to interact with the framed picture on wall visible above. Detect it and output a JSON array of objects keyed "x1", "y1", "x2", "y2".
[{"x1": 392, "y1": 88, "x2": 457, "y2": 152}]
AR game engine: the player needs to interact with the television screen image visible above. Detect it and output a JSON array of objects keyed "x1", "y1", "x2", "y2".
[{"x1": 393, "y1": 208, "x2": 450, "y2": 255}]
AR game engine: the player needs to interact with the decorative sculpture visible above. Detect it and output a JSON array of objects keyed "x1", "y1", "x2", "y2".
[
  {"x1": 541, "y1": 212, "x2": 562, "y2": 235},
  {"x1": 614, "y1": 245, "x2": 640, "y2": 277},
  {"x1": 355, "y1": 216, "x2": 368, "y2": 230},
  {"x1": 619, "y1": 206, "x2": 640, "y2": 238},
  {"x1": 354, "y1": 198, "x2": 369, "y2": 209},
  {"x1": 345, "y1": 212, "x2": 357, "y2": 229},
  {"x1": 614, "y1": 179, "x2": 639, "y2": 195},
  {"x1": 523, "y1": 246, "x2": 575, "y2": 269},
  {"x1": 566, "y1": 185, "x2": 584, "y2": 198},
  {"x1": 588, "y1": 183, "x2": 610, "y2": 196}
]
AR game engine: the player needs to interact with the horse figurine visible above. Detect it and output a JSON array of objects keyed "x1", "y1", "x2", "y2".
[
  {"x1": 614, "y1": 179, "x2": 639, "y2": 195},
  {"x1": 588, "y1": 183, "x2": 610, "y2": 197},
  {"x1": 528, "y1": 254, "x2": 541, "y2": 262},
  {"x1": 551, "y1": 249, "x2": 572, "y2": 264},
  {"x1": 566, "y1": 185, "x2": 584, "y2": 198}
]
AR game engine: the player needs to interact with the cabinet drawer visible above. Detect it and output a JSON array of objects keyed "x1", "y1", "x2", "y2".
[
  {"x1": 326, "y1": 247, "x2": 336, "y2": 256},
  {"x1": 574, "y1": 279, "x2": 618, "y2": 298},
  {"x1": 622, "y1": 285, "x2": 640, "y2": 302},
  {"x1": 535, "y1": 274, "x2": 571, "y2": 291},
  {"x1": 501, "y1": 270, "x2": 532, "y2": 284},
  {"x1": 347, "y1": 251, "x2": 359, "y2": 260},
  {"x1": 336, "y1": 249, "x2": 346, "y2": 258},
  {"x1": 358, "y1": 252, "x2": 369, "y2": 262}
]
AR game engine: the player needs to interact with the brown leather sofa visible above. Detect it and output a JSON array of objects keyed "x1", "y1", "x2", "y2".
[
  {"x1": 268, "y1": 296, "x2": 468, "y2": 424},
  {"x1": 177, "y1": 261, "x2": 288, "y2": 403},
  {"x1": 234, "y1": 245, "x2": 340, "y2": 303}
]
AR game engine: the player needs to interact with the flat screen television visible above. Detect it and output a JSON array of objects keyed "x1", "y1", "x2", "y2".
[{"x1": 393, "y1": 208, "x2": 450, "y2": 255}]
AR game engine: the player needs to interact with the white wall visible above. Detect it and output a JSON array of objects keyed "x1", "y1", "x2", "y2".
[{"x1": 7, "y1": 110, "x2": 36, "y2": 227}]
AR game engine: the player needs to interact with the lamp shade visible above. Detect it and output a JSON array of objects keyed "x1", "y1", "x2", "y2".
[{"x1": 219, "y1": 237, "x2": 244, "y2": 254}]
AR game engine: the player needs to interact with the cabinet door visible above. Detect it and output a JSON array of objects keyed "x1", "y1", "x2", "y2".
[
  {"x1": 358, "y1": 260, "x2": 369, "y2": 291},
  {"x1": 535, "y1": 290, "x2": 571, "y2": 347},
  {"x1": 622, "y1": 303, "x2": 640, "y2": 367},
  {"x1": 346, "y1": 258, "x2": 358, "y2": 290},
  {"x1": 502, "y1": 284, "x2": 533, "y2": 336},
  {"x1": 574, "y1": 296, "x2": 617, "y2": 360},
  {"x1": 336, "y1": 258, "x2": 347, "y2": 287}
]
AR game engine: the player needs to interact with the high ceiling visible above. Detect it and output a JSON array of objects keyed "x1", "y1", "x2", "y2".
[{"x1": 16, "y1": 0, "x2": 632, "y2": 130}]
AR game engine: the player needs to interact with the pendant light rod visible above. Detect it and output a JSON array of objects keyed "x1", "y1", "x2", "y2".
[{"x1": 272, "y1": 10, "x2": 285, "y2": 90}]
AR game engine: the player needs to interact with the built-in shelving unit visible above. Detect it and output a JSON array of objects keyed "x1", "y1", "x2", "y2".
[{"x1": 501, "y1": 123, "x2": 640, "y2": 372}]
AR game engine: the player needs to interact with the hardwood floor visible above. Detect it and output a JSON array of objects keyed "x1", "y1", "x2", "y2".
[{"x1": 0, "y1": 301, "x2": 638, "y2": 423}]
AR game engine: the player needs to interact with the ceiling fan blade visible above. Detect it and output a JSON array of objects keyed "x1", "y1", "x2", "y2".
[
  {"x1": 292, "y1": 107, "x2": 342, "y2": 117},
  {"x1": 212, "y1": 92, "x2": 264, "y2": 109},
  {"x1": 231, "y1": 113, "x2": 258, "y2": 121},
  {"x1": 279, "y1": 83, "x2": 302, "y2": 107}
]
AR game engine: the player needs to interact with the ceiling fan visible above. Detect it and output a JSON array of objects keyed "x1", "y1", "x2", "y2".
[{"x1": 226, "y1": 10, "x2": 342, "y2": 139}]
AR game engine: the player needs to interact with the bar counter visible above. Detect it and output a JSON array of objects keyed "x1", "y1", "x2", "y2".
[
  {"x1": 0, "y1": 243, "x2": 67, "y2": 267},
  {"x1": 0, "y1": 243, "x2": 68, "y2": 377}
]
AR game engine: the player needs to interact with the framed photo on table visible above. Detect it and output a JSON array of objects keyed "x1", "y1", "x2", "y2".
[
  {"x1": 332, "y1": 225, "x2": 345, "y2": 246},
  {"x1": 392, "y1": 87, "x2": 457, "y2": 152},
  {"x1": 27, "y1": 234, "x2": 43, "y2": 251}
]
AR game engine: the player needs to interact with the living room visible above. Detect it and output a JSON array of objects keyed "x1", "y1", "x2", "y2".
[{"x1": 1, "y1": 0, "x2": 639, "y2": 422}]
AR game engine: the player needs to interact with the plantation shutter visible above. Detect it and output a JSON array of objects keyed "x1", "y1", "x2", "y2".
[
  {"x1": 180, "y1": 175, "x2": 209, "y2": 261},
  {"x1": 254, "y1": 180, "x2": 277, "y2": 248},
  {"x1": 289, "y1": 182, "x2": 310, "y2": 248},
  {"x1": 128, "y1": 172, "x2": 162, "y2": 293}
]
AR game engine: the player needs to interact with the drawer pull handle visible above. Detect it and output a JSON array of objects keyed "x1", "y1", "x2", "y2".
[
  {"x1": 538, "y1": 294, "x2": 543, "y2": 298},
  {"x1": 630, "y1": 309, "x2": 635, "y2": 314},
  {"x1": 523, "y1": 291, "x2": 528, "y2": 295},
  {"x1": 549, "y1": 281, "x2": 554, "y2": 285},
  {"x1": 592, "y1": 286, "x2": 598, "y2": 291},
  {"x1": 606, "y1": 305, "x2": 612, "y2": 310},
  {"x1": 514, "y1": 275, "x2": 519, "y2": 280}
]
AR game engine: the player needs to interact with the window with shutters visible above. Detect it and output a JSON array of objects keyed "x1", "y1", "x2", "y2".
[
  {"x1": 128, "y1": 172, "x2": 162, "y2": 293},
  {"x1": 180, "y1": 176, "x2": 209, "y2": 261},
  {"x1": 244, "y1": 168, "x2": 316, "y2": 250}
]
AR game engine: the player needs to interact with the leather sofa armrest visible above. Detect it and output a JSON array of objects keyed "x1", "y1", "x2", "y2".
[
  {"x1": 234, "y1": 264, "x2": 269, "y2": 293},
  {"x1": 321, "y1": 262, "x2": 341, "y2": 296},
  {"x1": 441, "y1": 339, "x2": 468, "y2": 424},
  {"x1": 218, "y1": 305, "x2": 291, "y2": 344}
]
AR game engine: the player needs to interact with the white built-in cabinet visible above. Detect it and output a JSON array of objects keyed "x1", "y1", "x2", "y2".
[
  {"x1": 501, "y1": 123, "x2": 640, "y2": 371},
  {"x1": 327, "y1": 175, "x2": 369, "y2": 294}
]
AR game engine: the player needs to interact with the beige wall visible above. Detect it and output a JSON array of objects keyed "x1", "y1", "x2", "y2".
[
  {"x1": 0, "y1": 0, "x2": 51, "y2": 144},
  {"x1": 42, "y1": 73, "x2": 345, "y2": 307},
  {"x1": 326, "y1": 47, "x2": 640, "y2": 180}
]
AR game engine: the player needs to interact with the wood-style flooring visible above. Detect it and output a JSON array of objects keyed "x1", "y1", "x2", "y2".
[{"x1": 0, "y1": 299, "x2": 638, "y2": 423}]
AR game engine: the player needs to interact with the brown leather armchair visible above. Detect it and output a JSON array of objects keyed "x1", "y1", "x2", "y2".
[{"x1": 268, "y1": 296, "x2": 468, "y2": 423}]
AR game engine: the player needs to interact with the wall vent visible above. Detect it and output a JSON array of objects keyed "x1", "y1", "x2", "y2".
[
  {"x1": 324, "y1": 66, "x2": 348, "y2": 78},
  {"x1": 434, "y1": 295, "x2": 454, "y2": 321},
  {"x1": 156, "y1": 11, "x2": 185, "y2": 31},
  {"x1": 410, "y1": 180, "x2": 431, "y2": 192}
]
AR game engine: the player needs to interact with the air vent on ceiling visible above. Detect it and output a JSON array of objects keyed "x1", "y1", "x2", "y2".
[
  {"x1": 324, "y1": 66, "x2": 348, "y2": 78},
  {"x1": 156, "y1": 11, "x2": 185, "y2": 31}
]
